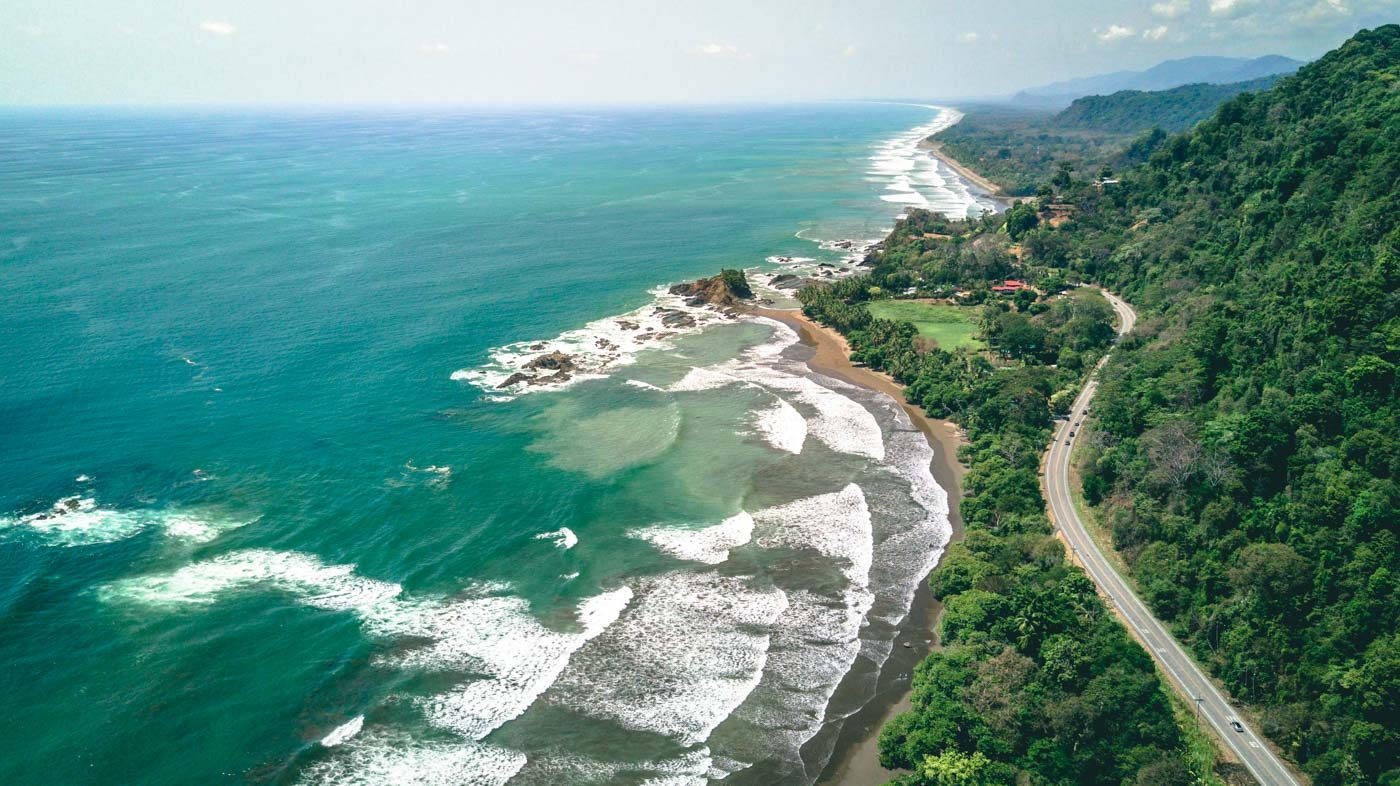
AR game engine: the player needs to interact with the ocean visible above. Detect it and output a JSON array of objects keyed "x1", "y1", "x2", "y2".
[{"x1": 0, "y1": 103, "x2": 996, "y2": 785}]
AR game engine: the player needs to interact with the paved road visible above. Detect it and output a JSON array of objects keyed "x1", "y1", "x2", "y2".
[{"x1": 1043, "y1": 289, "x2": 1303, "y2": 786}]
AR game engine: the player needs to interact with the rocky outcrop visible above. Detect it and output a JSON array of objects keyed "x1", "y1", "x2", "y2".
[
  {"x1": 655, "y1": 308, "x2": 698, "y2": 328},
  {"x1": 668, "y1": 268, "x2": 753, "y2": 308},
  {"x1": 497, "y1": 351, "x2": 578, "y2": 388},
  {"x1": 524, "y1": 351, "x2": 576, "y2": 372},
  {"x1": 769, "y1": 273, "x2": 817, "y2": 290}
]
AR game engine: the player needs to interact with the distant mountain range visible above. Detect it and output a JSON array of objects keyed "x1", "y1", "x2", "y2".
[{"x1": 1014, "y1": 55, "x2": 1304, "y2": 107}]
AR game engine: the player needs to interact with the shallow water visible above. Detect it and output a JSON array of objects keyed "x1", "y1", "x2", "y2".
[{"x1": 0, "y1": 103, "x2": 988, "y2": 785}]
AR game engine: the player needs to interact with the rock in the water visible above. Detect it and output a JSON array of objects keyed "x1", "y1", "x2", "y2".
[
  {"x1": 656, "y1": 308, "x2": 697, "y2": 328},
  {"x1": 498, "y1": 372, "x2": 532, "y2": 388},
  {"x1": 668, "y1": 268, "x2": 753, "y2": 307},
  {"x1": 769, "y1": 273, "x2": 818, "y2": 291},
  {"x1": 524, "y1": 351, "x2": 576, "y2": 372},
  {"x1": 529, "y1": 370, "x2": 572, "y2": 385}
]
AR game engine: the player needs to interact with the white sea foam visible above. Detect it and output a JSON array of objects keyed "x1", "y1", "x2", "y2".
[
  {"x1": 453, "y1": 285, "x2": 731, "y2": 399},
  {"x1": 865, "y1": 105, "x2": 999, "y2": 221},
  {"x1": 549, "y1": 572, "x2": 788, "y2": 745},
  {"x1": 754, "y1": 483, "x2": 873, "y2": 586},
  {"x1": 320, "y1": 715, "x2": 364, "y2": 747},
  {"x1": 750, "y1": 370, "x2": 885, "y2": 461},
  {"x1": 534, "y1": 527, "x2": 578, "y2": 550},
  {"x1": 865, "y1": 417, "x2": 952, "y2": 630},
  {"x1": 405, "y1": 586, "x2": 633, "y2": 740},
  {"x1": 159, "y1": 513, "x2": 255, "y2": 544},
  {"x1": 102, "y1": 549, "x2": 403, "y2": 608},
  {"x1": 519, "y1": 745, "x2": 716, "y2": 786},
  {"x1": 666, "y1": 365, "x2": 744, "y2": 393},
  {"x1": 748, "y1": 395, "x2": 807, "y2": 454},
  {"x1": 724, "y1": 587, "x2": 869, "y2": 760},
  {"x1": 665, "y1": 319, "x2": 885, "y2": 461},
  {"x1": 404, "y1": 462, "x2": 453, "y2": 489},
  {"x1": 297, "y1": 728, "x2": 525, "y2": 786},
  {"x1": 631, "y1": 512, "x2": 754, "y2": 565},
  {"x1": 713, "y1": 484, "x2": 885, "y2": 766},
  {"x1": 104, "y1": 549, "x2": 632, "y2": 746},
  {"x1": 0, "y1": 497, "x2": 251, "y2": 547},
  {"x1": 741, "y1": 317, "x2": 802, "y2": 360}
]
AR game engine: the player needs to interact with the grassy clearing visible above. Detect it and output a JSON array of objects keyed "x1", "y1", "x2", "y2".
[{"x1": 866, "y1": 300, "x2": 984, "y2": 350}]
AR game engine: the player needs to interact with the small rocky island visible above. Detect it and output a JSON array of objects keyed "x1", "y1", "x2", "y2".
[
  {"x1": 668, "y1": 268, "x2": 754, "y2": 308},
  {"x1": 496, "y1": 269, "x2": 754, "y2": 389}
]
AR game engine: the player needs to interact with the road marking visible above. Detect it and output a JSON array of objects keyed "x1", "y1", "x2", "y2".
[{"x1": 1043, "y1": 289, "x2": 1300, "y2": 786}]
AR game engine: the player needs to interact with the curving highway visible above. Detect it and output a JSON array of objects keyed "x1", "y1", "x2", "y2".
[{"x1": 1043, "y1": 289, "x2": 1303, "y2": 786}]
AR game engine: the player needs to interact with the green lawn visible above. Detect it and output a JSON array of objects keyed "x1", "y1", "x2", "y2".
[{"x1": 866, "y1": 300, "x2": 984, "y2": 350}]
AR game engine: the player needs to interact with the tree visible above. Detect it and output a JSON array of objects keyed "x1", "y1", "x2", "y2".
[
  {"x1": 1133, "y1": 757, "x2": 1195, "y2": 786},
  {"x1": 991, "y1": 312, "x2": 1048, "y2": 362},
  {"x1": 1005, "y1": 201, "x2": 1040, "y2": 241},
  {"x1": 900, "y1": 750, "x2": 1014, "y2": 786}
]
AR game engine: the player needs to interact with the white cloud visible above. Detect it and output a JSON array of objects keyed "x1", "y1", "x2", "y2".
[
  {"x1": 1151, "y1": 0, "x2": 1190, "y2": 18},
  {"x1": 1208, "y1": 0, "x2": 1256, "y2": 16},
  {"x1": 959, "y1": 31, "x2": 980, "y2": 44},
  {"x1": 20, "y1": 24, "x2": 44, "y2": 37},
  {"x1": 418, "y1": 42, "x2": 451, "y2": 53},
  {"x1": 116, "y1": 24, "x2": 136, "y2": 36},
  {"x1": 687, "y1": 43, "x2": 747, "y2": 57},
  {"x1": 842, "y1": 43, "x2": 858, "y2": 57},
  {"x1": 1286, "y1": 0, "x2": 1350, "y2": 22},
  {"x1": 199, "y1": 20, "x2": 237, "y2": 36},
  {"x1": 1142, "y1": 25, "x2": 1170, "y2": 40},
  {"x1": 1095, "y1": 25, "x2": 1136, "y2": 43}
]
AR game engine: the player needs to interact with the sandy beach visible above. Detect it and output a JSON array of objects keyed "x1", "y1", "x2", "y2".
[
  {"x1": 918, "y1": 138, "x2": 1013, "y2": 207},
  {"x1": 753, "y1": 307, "x2": 967, "y2": 786}
]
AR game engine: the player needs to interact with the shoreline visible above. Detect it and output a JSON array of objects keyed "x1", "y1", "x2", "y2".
[
  {"x1": 917, "y1": 138, "x2": 1013, "y2": 207},
  {"x1": 753, "y1": 307, "x2": 967, "y2": 786}
]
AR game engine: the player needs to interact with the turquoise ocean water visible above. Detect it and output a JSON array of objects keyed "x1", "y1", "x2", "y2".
[{"x1": 0, "y1": 104, "x2": 996, "y2": 785}]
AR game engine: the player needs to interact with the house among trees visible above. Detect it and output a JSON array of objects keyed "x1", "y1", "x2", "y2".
[{"x1": 991, "y1": 279, "x2": 1030, "y2": 293}]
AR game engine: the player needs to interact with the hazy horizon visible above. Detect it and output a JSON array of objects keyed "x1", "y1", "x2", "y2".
[{"x1": 4, "y1": 0, "x2": 1397, "y2": 106}]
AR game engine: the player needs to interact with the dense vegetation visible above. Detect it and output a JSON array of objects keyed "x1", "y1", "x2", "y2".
[
  {"x1": 802, "y1": 24, "x2": 1399, "y2": 786},
  {"x1": 1043, "y1": 26, "x2": 1400, "y2": 786},
  {"x1": 1055, "y1": 76, "x2": 1281, "y2": 134},
  {"x1": 936, "y1": 107, "x2": 1131, "y2": 196},
  {"x1": 939, "y1": 77, "x2": 1279, "y2": 195},
  {"x1": 798, "y1": 215, "x2": 1204, "y2": 785}
]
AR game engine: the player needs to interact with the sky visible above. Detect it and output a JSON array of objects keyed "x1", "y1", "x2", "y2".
[{"x1": 2, "y1": 0, "x2": 1396, "y2": 105}]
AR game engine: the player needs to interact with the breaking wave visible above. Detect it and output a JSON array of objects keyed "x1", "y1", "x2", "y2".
[{"x1": 0, "y1": 495, "x2": 252, "y2": 547}]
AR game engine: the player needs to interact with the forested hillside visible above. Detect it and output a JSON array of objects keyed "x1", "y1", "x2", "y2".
[
  {"x1": 1055, "y1": 76, "x2": 1280, "y2": 134},
  {"x1": 1025, "y1": 25, "x2": 1400, "y2": 785},
  {"x1": 939, "y1": 76, "x2": 1281, "y2": 195},
  {"x1": 799, "y1": 24, "x2": 1398, "y2": 786},
  {"x1": 935, "y1": 107, "x2": 1129, "y2": 196},
  {"x1": 800, "y1": 216, "x2": 1211, "y2": 785}
]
